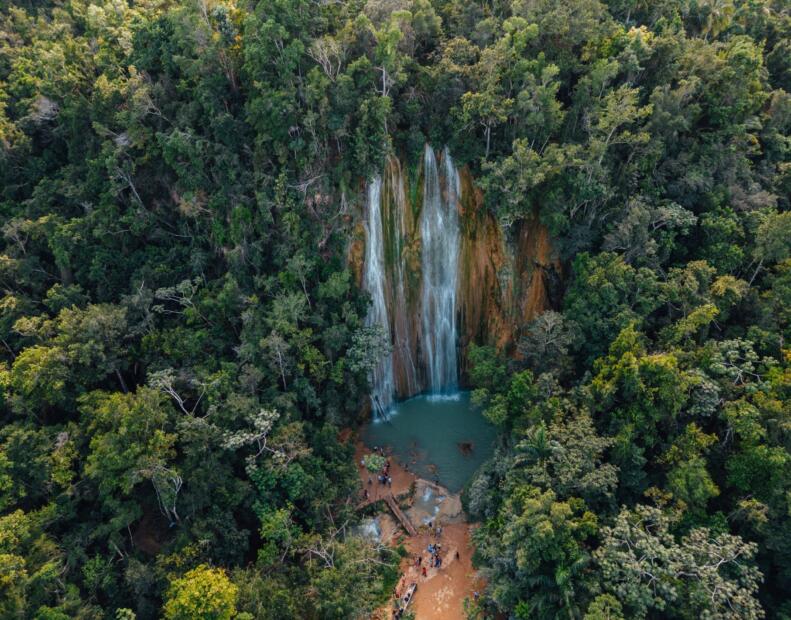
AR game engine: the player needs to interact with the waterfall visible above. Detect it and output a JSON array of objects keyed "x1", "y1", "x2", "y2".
[
  {"x1": 362, "y1": 176, "x2": 396, "y2": 412},
  {"x1": 420, "y1": 145, "x2": 461, "y2": 395},
  {"x1": 361, "y1": 146, "x2": 463, "y2": 413},
  {"x1": 359, "y1": 145, "x2": 555, "y2": 416}
]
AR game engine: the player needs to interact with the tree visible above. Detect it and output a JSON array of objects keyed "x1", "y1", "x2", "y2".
[
  {"x1": 583, "y1": 85, "x2": 652, "y2": 185},
  {"x1": 481, "y1": 140, "x2": 577, "y2": 227},
  {"x1": 372, "y1": 12, "x2": 408, "y2": 100},
  {"x1": 591, "y1": 324, "x2": 689, "y2": 449},
  {"x1": 595, "y1": 505, "x2": 764, "y2": 619},
  {"x1": 456, "y1": 19, "x2": 537, "y2": 159},
  {"x1": 261, "y1": 331, "x2": 292, "y2": 390},
  {"x1": 661, "y1": 424, "x2": 720, "y2": 516},
  {"x1": 301, "y1": 533, "x2": 399, "y2": 619},
  {"x1": 751, "y1": 211, "x2": 791, "y2": 284},
  {"x1": 584, "y1": 594, "x2": 624, "y2": 620},
  {"x1": 9, "y1": 345, "x2": 70, "y2": 411},
  {"x1": 602, "y1": 198, "x2": 697, "y2": 267},
  {"x1": 231, "y1": 566, "x2": 300, "y2": 619},
  {"x1": 362, "y1": 453, "x2": 386, "y2": 473},
  {"x1": 514, "y1": 410, "x2": 619, "y2": 507},
  {"x1": 80, "y1": 388, "x2": 177, "y2": 532},
  {"x1": 163, "y1": 565, "x2": 238, "y2": 620},
  {"x1": 564, "y1": 253, "x2": 661, "y2": 365},
  {"x1": 460, "y1": 88, "x2": 513, "y2": 158},
  {"x1": 689, "y1": 0, "x2": 736, "y2": 41},
  {"x1": 517, "y1": 310, "x2": 577, "y2": 375},
  {"x1": 474, "y1": 484, "x2": 597, "y2": 618},
  {"x1": 0, "y1": 509, "x2": 67, "y2": 617},
  {"x1": 9, "y1": 304, "x2": 129, "y2": 412},
  {"x1": 347, "y1": 325, "x2": 391, "y2": 376}
]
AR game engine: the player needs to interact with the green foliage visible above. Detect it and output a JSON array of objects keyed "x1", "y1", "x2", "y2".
[
  {"x1": 163, "y1": 565, "x2": 238, "y2": 620},
  {"x1": 564, "y1": 253, "x2": 661, "y2": 365},
  {"x1": 474, "y1": 484, "x2": 597, "y2": 617},
  {"x1": 0, "y1": 0, "x2": 788, "y2": 618},
  {"x1": 363, "y1": 453, "x2": 386, "y2": 473},
  {"x1": 595, "y1": 505, "x2": 763, "y2": 619},
  {"x1": 301, "y1": 535, "x2": 399, "y2": 619},
  {"x1": 584, "y1": 594, "x2": 624, "y2": 620}
]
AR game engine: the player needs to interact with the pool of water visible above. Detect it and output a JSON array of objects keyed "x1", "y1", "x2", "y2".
[{"x1": 362, "y1": 392, "x2": 496, "y2": 493}]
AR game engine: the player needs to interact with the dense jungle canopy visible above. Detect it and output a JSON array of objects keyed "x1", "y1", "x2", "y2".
[{"x1": 0, "y1": 0, "x2": 790, "y2": 618}]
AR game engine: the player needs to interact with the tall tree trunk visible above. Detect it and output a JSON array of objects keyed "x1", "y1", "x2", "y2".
[{"x1": 115, "y1": 369, "x2": 129, "y2": 394}]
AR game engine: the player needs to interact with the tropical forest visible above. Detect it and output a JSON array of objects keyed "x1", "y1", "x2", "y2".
[{"x1": 0, "y1": 0, "x2": 790, "y2": 618}]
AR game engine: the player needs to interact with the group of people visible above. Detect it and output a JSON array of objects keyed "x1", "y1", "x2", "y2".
[
  {"x1": 415, "y1": 544, "x2": 444, "y2": 577},
  {"x1": 412, "y1": 520, "x2": 454, "y2": 577},
  {"x1": 379, "y1": 448, "x2": 394, "y2": 487},
  {"x1": 361, "y1": 447, "x2": 393, "y2": 501},
  {"x1": 427, "y1": 542, "x2": 443, "y2": 570}
]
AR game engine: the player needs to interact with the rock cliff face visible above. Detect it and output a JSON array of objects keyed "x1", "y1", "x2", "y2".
[{"x1": 351, "y1": 146, "x2": 560, "y2": 403}]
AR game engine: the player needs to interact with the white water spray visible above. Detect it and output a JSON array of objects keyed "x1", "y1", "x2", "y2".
[
  {"x1": 362, "y1": 176, "x2": 396, "y2": 412},
  {"x1": 420, "y1": 145, "x2": 461, "y2": 395}
]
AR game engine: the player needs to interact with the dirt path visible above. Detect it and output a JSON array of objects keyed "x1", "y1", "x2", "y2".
[
  {"x1": 398, "y1": 523, "x2": 484, "y2": 620},
  {"x1": 354, "y1": 440, "x2": 484, "y2": 620}
]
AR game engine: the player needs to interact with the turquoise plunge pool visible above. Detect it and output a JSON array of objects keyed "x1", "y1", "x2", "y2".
[{"x1": 363, "y1": 392, "x2": 497, "y2": 493}]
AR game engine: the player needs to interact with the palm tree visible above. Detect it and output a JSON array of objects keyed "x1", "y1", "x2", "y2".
[
  {"x1": 696, "y1": 0, "x2": 735, "y2": 40},
  {"x1": 515, "y1": 423, "x2": 563, "y2": 465}
]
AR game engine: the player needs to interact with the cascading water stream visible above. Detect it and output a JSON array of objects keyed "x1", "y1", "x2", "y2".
[
  {"x1": 362, "y1": 147, "x2": 463, "y2": 413},
  {"x1": 420, "y1": 146, "x2": 461, "y2": 395},
  {"x1": 362, "y1": 176, "x2": 396, "y2": 412}
]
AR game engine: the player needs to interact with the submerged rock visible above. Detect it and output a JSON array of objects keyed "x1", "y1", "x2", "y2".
[{"x1": 458, "y1": 441, "x2": 474, "y2": 455}]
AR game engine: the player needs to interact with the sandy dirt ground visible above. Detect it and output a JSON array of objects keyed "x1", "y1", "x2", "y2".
[
  {"x1": 354, "y1": 441, "x2": 416, "y2": 503},
  {"x1": 354, "y1": 439, "x2": 484, "y2": 620},
  {"x1": 397, "y1": 523, "x2": 484, "y2": 620}
]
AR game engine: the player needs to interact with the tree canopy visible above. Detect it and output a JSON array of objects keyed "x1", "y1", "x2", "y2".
[{"x1": 0, "y1": 0, "x2": 789, "y2": 618}]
